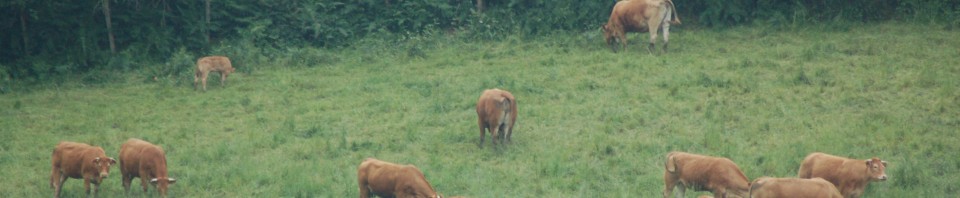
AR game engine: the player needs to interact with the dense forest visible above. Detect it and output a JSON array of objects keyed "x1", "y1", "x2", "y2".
[{"x1": 1, "y1": 0, "x2": 957, "y2": 82}]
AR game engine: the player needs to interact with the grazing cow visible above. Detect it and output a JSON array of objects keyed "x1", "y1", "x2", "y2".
[
  {"x1": 357, "y1": 158, "x2": 442, "y2": 198},
  {"x1": 663, "y1": 152, "x2": 750, "y2": 198},
  {"x1": 797, "y1": 152, "x2": 888, "y2": 198},
  {"x1": 749, "y1": 177, "x2": 843, "y2": 198},
  {"x1": 194, "y1": 56, "x2": 235, "y2": 91},
  {"x1": 119, "y1": 138, "x2": 176, "y2": 196},
  {"x1": 50, "y1": 141, "x2": 117, "y2": 197},
  {"x1": 475, "y1": 88, "x2": 518, "y2": 147},
  {"x1": 603, "y1": 0, "x2": 680, "y2": 53}
]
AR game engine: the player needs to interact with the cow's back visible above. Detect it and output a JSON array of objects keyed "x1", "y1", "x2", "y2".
[
  {"x1": 750, "y1": 177, "x2": 843, "y2": 198},
  {"x1": 609, "y1": 0, "x2": 654, "y2": 32},
  {"x1": 197, "y1": 56, "x2": 233, "y2": 71},
  {"x1": 798, "y1": 152, "x2": 847, "y2": 184}
]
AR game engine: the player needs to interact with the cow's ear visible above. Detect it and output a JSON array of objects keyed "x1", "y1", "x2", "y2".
[
  {"x1": 109, "y1": 157, "x2": 117, "y2": 165},
  {"x1": 168, "y1": 178, "x2": 177, "y2": 184},
  {"x1": 881, "y1": 160, "x2": 888, "y2": 167},
  {"x1": 865, "y1": 160, "x2": 872, "y2": 166}
]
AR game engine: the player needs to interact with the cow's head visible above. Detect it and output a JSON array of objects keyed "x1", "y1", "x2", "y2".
[
  {"x1": 150, "y1": 177, "x2": 177, "y2": 196},
  {"x1": 92, "y1": 157, "x2": 117, "y2": 180},
  {"x1": 865, "y1": 157, "x2": 888, "y2": 181}
]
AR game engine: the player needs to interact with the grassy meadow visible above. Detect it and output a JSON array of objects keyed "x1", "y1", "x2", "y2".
[{"x1": 1, "y1": 22, "x2": 958, "y2": 197}]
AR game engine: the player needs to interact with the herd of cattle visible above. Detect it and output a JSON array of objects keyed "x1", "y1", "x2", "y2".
[
  {"x1": 46, "y1": 1, "x2": 889, "y2": 197},
  {"x1": 49, "y1": 88, "x2": 888, "y2": 198}
]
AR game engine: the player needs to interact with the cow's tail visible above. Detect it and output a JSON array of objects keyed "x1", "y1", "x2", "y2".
[{"x1": 666, "y1": 0, "x2": 681, "y2": 25}]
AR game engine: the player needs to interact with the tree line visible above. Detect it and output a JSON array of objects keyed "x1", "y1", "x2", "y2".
[{"x1": 1, "y1": 0, "x2": 956, "y2": 81}]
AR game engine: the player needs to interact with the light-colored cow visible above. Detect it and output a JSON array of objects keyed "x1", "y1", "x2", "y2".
[
  {"x1": 357, "y1": 158, "x2": 442, "y2": 198},
  {"x1": 663, "y1": 151, "x2": 750, "y2": 198},
  {"x1": 476, "y1": 88, "x2": 517, "y2": 147},
  {"x1": 797, "y1": 152, "x2": 888, "y2": 198},
  {"x1": 749, "y1": 177, "x2": 843, "y2": 198},
  {"x1": 603, "y1": 0, "x2": 680, "y2": 53}
]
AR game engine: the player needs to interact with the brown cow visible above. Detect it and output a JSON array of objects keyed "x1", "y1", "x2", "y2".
[
  {"x1": 663, "y1": 151, "x2": 750, "y2": 198},
  {"x1": 797, "y1": 152, "x2": 888, "y2": 198},
  {"x1": 475, "y1": 88, "x2": 518, "y2": 147},
  {"x1": 194, "y1": 56, "x2": 235, "y2": 91},
  {"x1": 50, "y1": 141, "x2": 117, "y2": 197},
  {"x1": 119, "y1": 138, "x2": 176, "y2": 196},
  {"x1": 749, "y1": 177, "x2": 843, "y2": 198},
  {"x1": 357, "y1": 158, "x2": 442, "y2": 198},
  {"x1": 603, "y1": 0, "x2": 680, "y2": 53}
]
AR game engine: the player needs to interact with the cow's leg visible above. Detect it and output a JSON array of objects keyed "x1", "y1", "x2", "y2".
[
  {"x1": 50, "y1": 166, "x2": 59, "y2": 189},
  {"x1": 662, "y1": 180, "x2": 674, "y2": 198},
  {"x1": 358, "y1": 172, "x2": 370, "y2": 198},
  {"x1": 490, "y1": 124, "x2": 500, "y2": 146},
  {"x1": 648, "y1": 21, "x2": 663, "y2": 54},
  {"x1": 83, "y1": 179, "x2": 92, "y2": 196},
  {"x1": 55, "y1": 174, "x2": 66, "y2": 198},
  {"x1": 194, "y1": 71, "x2": 200, "y2": 90},
  {"x1": 661, "y1": 20, "x2": 671, "y2": 53},
  {"x1": 506, "y1": 124, "x2": 514, "y2": 143},
  {"x1": 478, "y1": 122, "x2": 487, "y2": 148},
  {"x1": 92, "y1": 183, "x2": 100, "y2": 198},
  {"x1": 140, "y1": 177, "x2": 150, "y2": 193},
  {"x1": 122, "y1": 174, "x2": 131, "y2": 194},
  {"x1": 220, "y1": 72, "x2": 228, "y2": 87},
  {"x1": 619, "y1": 33, "x2": 628, "y2": 53},
  {"x1": 676, "y1": 183, "x2": 686, "y2": 198},
  {"x1": 201, "y1": 72, "x2": 209, "y2": 91}
]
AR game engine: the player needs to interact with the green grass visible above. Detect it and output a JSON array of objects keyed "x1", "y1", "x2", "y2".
[{"x1": 2, "y1": 22, "x2": 958, "y2": 197}]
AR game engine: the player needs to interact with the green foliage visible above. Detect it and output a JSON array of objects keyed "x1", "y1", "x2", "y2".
[{"x1": 1, "y1": 0, "x2": 958, "y2": 83}]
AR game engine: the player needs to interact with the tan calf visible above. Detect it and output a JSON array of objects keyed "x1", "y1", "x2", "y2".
[
  {"x1": 663, "y1": 151, "x2": 750, "y2": 198},
  {"x1": 194, "y1": 56, "x2": 235, "y2": 91},
  {"x1": 797, "y1": 152, "x2": 888, "y2": 198},
  {"x1": 50, "y1": 141, "x2": 117, "y2": 197},
  {"x1": 475, "y1": 88, "x2": 518, "y2": 147},
  {"x1": 749, "y1": 177, "x2": 843, "y2": 198}
]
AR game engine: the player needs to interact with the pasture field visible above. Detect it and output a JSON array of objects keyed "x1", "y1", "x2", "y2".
[{"x1": 1, "y1": 22, "x2": 958, "y2": 197}]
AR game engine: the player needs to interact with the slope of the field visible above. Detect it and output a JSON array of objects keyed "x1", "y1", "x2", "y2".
[{"x1": 1, "y1": 23, "x2": 958, "y2": 197}]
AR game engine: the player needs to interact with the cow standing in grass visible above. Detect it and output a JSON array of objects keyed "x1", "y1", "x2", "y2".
[
  {"x1": 357, "y1": 158, "x2": 442, "y2": 198},
  {"x1": 476, "y1": 88, "x2": 518, "y2": 148},
  {"x1": 50, "y1": 141, "x2": 117, "y2": 198},
  {"x1": 663, "y1": 151, "x2": 750, "y2": 198},
  {"x1": 194, "y1": 56, "x2": 235, "y2": 91},
  {"x1": 797, "y1": 152, "x2": 888, "y2": 198},
  {"x1": 119, "y1": 138, "x2": 176, "y2": 197},
  {"x1": 603, "y1": 0, "x2": 680, "y2": 53}
]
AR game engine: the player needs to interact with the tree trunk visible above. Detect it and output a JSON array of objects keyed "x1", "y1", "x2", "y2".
[
  {"x1": 19, "y1": 5, "x2": 29, "y2": 56},
  {"x1": 102, "y1": 0, "x2": 116, "y2": 54},
  {"x1": 476, "y1": 0, "x2": 484, "y2": 12},
  {"x1": 205, "y1": 0, "x2": 211, "y2": 44}
]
